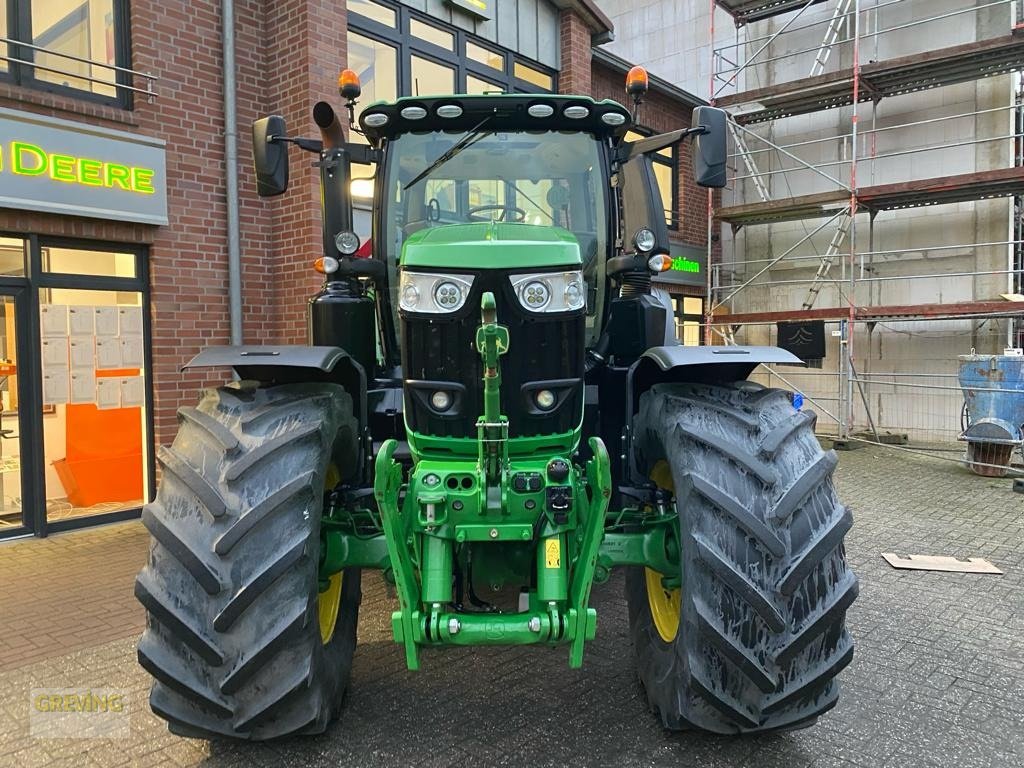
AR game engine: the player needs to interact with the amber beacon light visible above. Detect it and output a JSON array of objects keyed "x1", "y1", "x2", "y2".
[
  {"x1": 339, "y1": 69, "x2": 361, "y2": 101},
  {"x1": 625, "y1": 66, "x2": 649, "y2": 98}
]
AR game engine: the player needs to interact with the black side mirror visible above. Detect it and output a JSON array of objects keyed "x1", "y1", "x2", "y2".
[
  {"x1": 252, "y1": 115, "x2": 289, "y2": 196},
  {"x1": 691, "y1": 106, "x2": 727, "y2": 188}
]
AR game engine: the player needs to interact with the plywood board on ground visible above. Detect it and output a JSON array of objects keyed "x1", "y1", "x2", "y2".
[{"x1": 881, "y1": 553, "x2": 1003, "y2": 574}]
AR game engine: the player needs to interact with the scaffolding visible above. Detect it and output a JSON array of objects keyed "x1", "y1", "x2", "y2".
[{"x1": 707, "y1": 0, "x2": 1024, "y2": 473}]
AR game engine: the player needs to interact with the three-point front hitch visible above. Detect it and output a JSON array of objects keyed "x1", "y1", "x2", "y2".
[{"x1": 371, "y1": 292, "x2": 612, "y2": 669}]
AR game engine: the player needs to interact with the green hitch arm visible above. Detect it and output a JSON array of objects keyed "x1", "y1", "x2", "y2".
[
  {"x1": 474, "y1": 291, "x2": 509, "y2": 484},
  {"x1": 567, "y1": 436, "x2": 612, "y2": 668},
  {"x1": 373, "y1": 439, "x2": 421, "y2": 670}
]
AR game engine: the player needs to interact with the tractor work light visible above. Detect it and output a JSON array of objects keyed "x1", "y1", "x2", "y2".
[
  {"x1": 634, "y1": 228, "x2": 656, "y2": 253},
  {"x1": 510, "y1": 271, "x2": 586, "y2": 313},
  {"x1": 564, "y1": 105, "x2": 589, "y2": 119},
  {"x1": 335, "y1": 230, "x2": 360, "y2": 255},
  {"x1": 430, "y1": 390, "x2": 453, "y2": 411},
  {"x1": 399, "y1": 271, "x2": 474, "y2": 314},
  {"x1": 534, "y1": 389, "x2": 556, "y2": 410},
  {"x1": 527, "y1": 103, "x2": 554, "y2": 118},
  {"x1": 601, "y1": 112, "x2": 627, "y2": 126},
  {"x1": 436, "y1": 104, "x2": 463, "y2": 118},
  {"x1": 363, "y1": 112, "x2": 389, "y2": 127},
  {"x1": 400, "y1": 106, "x2": 427, "y2": 120}
]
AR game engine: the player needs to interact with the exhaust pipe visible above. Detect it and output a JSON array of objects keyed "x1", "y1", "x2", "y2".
[{"x1": 313, "y1": 101, "x2": 344, "y2": 149}]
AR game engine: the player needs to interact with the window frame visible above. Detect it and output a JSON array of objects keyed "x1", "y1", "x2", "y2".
[
  {"x1": 2, "y1": 0, "x2": 134, "y2": 109},
  {"x1": 12, "y1": 233, "x2": 154, "y2": 538},
  {"x1": 347, "y1": 0, "x2": 558, "y2": 98}
]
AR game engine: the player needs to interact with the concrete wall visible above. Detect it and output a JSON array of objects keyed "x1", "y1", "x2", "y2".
[{"x1": 597, "y1": 0, "x2": 736, "y2": 98}]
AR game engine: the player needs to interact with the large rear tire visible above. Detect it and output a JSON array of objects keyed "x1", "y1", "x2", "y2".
[
  {"x1": 135, "y1": 382, "x2": 361, "y2": 740},
  {"x1": 628, "y1": 381, "x2": 857, "y2": 734}
]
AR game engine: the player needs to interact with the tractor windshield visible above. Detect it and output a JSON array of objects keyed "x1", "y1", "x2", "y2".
[{"x1": 380, "y1": 129, "x2": 610, "y2": 341}]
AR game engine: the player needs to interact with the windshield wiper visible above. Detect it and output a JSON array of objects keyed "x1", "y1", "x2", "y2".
[{"x1": 403, "y1": 115, "x2": 493, "y2": 191}]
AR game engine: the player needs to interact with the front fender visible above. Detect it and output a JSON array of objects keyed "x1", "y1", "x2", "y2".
[
  {"x1": 184, "y1": 344, "x2": 367, "y2": 435},
  {"x1": 635, "y1": 344, "x2": 802, "y2": 381},
  {"x1": 622, "y1": 345, "x2": 803, "y2": 484}
]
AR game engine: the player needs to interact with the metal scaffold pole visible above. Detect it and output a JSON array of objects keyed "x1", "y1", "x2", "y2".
[{"x1": 844, "y1": 0, "x2": 861, "y2": 441}]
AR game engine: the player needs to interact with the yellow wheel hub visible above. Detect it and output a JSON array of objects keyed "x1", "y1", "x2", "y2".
[
  {"x1": 318, "y1": 572, "x2": 343, "y2": 644},
  {"x1": 318, "y1": 463, "x2": 343, "y2": 645},
  {"x1": 645, "y1": 459, "x2": 681, "y2": 643}
]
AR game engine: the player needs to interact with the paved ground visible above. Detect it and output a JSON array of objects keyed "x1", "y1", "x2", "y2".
[{"x1": 0, "y1": 444, "x2": 1022, "y2": 767}]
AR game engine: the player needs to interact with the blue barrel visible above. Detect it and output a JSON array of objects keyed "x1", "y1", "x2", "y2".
[{"x1": 958, "y1": 354, "x2": 1024, "y2": 476}]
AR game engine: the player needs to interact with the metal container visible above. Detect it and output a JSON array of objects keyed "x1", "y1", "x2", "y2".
[{"x1": 957, "y1": 353, "x2": 1024, "y2": 477}]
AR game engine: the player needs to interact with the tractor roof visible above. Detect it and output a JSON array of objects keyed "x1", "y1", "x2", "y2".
[{"x1": 358, "y1": 93, "x2": 632, "y2": 142}]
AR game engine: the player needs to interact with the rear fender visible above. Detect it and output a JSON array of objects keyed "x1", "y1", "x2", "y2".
[{"x1": 623, "y1": 345, "x2": 803, "y2": 483}]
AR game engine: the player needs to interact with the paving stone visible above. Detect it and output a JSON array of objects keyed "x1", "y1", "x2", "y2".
[{"x1": 0, "y1": 445, "x2": 1021, "y2": 766}]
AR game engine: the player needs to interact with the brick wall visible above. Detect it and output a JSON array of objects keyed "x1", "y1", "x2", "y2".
[
  {"x1": 559, "y1": 10, "x2": 592, "y2": 96},
  {"x1": 0, "y1": 0, "x2": 705, "y2": 471}
]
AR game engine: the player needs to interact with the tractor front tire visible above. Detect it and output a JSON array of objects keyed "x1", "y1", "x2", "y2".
[
  {"x1": 135, "y1": 382, "x2": 361, "y2": 740},
  {"x1": 628, "y1": 381, "x2": 857, "y2": 734}
]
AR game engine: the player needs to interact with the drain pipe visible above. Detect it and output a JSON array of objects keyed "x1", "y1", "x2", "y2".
[{"x1": 222, "y1": 0, "x2": 242, "y2": 345}]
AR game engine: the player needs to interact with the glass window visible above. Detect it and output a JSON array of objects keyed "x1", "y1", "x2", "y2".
[
  {"x1": 383, "y1": 130, "x2": 609, "y2": 341},
  {"x1": 348, "y1": 11, "x2": 555, "y2": 98},
  {"x1": 0, "y1": 10, "x2": 7, "y2": 74},
  {"x1": 0, "y1": 238, "x2": 26, "y2": 277},
  {"x1": 467, "y1": 41, "x2": 503, "y2": 72},
  {"x1": 41, "y1": 246, "x2": 136, "y2": 278},
  {"x1": 348, "y1": 0, "x2": 396, "y2": 26},
  {"x1": 40, "y1": 286, "x2": 148, "y2": 521},
  {"x1": 466, "y1": 74, "x2": 502, "y2": 95},
  {"x1": 348, "y1": 31, "x2": 398, "y2": 143},
  {"x1": 0, "y1": 296, "x2": 21, "y2": 523},
  {"x1": 30, "y1": 0, "x2": 119, "y2": 98},
  {"x1": 411, "y1": 19, "x2": 454, "y2": 51},
  {"x1": 410, "y1": 56, "x2": 454, "y2": 97},
  {"x1": 514, "y1": 61, "x2": 553, "y2": 90},
  {"x1": 674, "y1": 297, "x2": 703, "y2": 346}
]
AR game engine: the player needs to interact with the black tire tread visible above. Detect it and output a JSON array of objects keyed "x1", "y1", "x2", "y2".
[
  {"x1": 628, "y1": 381, "x2": 857, "y2": 734},
  {"x1": 136, "y1": 382, "x2": 361, "y2": 740}
]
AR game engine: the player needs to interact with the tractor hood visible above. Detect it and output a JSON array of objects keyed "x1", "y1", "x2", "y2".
[{"x1": 401, "y1": 222, "x2": 582, "y2": 270}]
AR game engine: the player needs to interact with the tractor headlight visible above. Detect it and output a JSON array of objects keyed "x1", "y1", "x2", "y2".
[
  {"x1": 399, "y1": 271, "x2": 474, "y2": 314},
  {"x1": 510, "y1": 271, "x2": 586, "y2": 314},
  {"x1": 334, "y1": 230, "x2": 360, "y2": 255}
]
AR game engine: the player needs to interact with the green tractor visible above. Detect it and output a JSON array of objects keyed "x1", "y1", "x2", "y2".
[{"x1": 135, "y1": 71, "x2": 857, "y2": 739}]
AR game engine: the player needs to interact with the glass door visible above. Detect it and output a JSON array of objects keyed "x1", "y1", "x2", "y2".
[{"x1": 0, "y1": 290, "x2": 29, "y2": 536}]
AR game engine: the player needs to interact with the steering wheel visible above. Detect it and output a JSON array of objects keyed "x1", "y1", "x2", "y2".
[{"x1": 468, "y1": 204, "x2": 527, "y2": 223}]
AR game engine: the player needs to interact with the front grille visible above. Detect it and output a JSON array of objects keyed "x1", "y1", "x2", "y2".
[{"x1": 401, "y1": 270, "x2": 584, "y2": 439}]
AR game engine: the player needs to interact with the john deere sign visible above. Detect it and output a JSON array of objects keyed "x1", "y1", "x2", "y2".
[
  {"x1": 0, "y1": 107, "x2": 167, "y2": 225},
  {"x1": 655, "y1": 244, "x2": 706, "y2": 287}
]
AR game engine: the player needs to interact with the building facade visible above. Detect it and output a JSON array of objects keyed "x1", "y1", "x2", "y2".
[
  {"x1": 0, "y1": 0, "x2": 707, "y2": 540},
  {"x1": 600, "y1": 0, "x2": 1024, "y2": 443}
]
